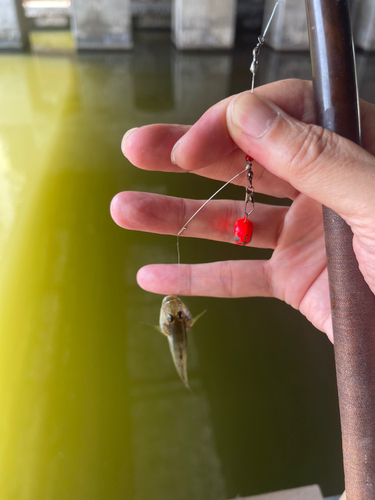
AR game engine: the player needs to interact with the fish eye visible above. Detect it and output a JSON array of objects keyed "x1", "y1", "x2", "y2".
[
  {"x1": 167, "y1": 314, "x2": 174, "y2": 323},
  {"x1": 177, "y1": 311, "x2": 184, "y2": 320}
]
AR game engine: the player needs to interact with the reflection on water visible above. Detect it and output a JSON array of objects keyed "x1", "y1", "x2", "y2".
[
  {"x1": 2, "y1": 31, "x2": 375, "y2": 500},
  {"x1": 132, "y1": 37, "x2": 174, "y2": 112}
]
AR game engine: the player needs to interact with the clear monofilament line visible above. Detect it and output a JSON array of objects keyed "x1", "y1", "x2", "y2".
[
  {"x1": 263, "y1": 0, "x2": 283, "y2": 38},
  {"x1": 177, "y1": 235, "x2": 181, "y2": 266},
  {"x1": 175, "y1": 166, "x2": 249, "y2": 294},
  {"x1": 177, "y1": 167, "x2": 248, "y2": 237},
  {"x1": 250, "y1": 0, "x2": 284, "y2": 93},
  {"x1": 176, "y1": 234, "x2": 181, "y2": 295}
]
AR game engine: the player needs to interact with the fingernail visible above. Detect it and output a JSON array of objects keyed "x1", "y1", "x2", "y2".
[
  {"x1": 229, "y1": 93, "x2": 279, "y2": 138},
  {"x1": 170, "y1": 138, "x2": 181, "y2": 165},
  {"x1": 121, "y1": 127, "x2": 138, "y2": 157}
]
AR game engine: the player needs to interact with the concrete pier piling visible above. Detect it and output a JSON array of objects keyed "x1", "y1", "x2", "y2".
[
  {"x1": 262, "y1": 0, "x2": 309, "y2": 51},
  {"x1": 71, "y1": 0, "x2": 133, "y2": 50},
  {"x1": 2, "y1": 0, "x2": 375, "y2": 53},
  {"x1": 172, "y1": 0, "x2": 237, "y2": 50},
  {"x1": 352, "y1": 0, "x2": 375, "y2": 51},
  {"x1": 0, "y1": 0, "x2": 29, "y2": 50},
  {"x1": 262, "y1": 0, "x2": 375, "y2": 52}
]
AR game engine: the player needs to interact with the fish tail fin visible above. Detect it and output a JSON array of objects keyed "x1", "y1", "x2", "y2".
[{"x1": 180, "y1": 371, "x2": 192, "y2": 392}]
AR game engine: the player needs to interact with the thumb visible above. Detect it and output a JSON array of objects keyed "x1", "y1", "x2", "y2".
[{"x1": 227, "y1": 92, "x2": 375, "y2": 221}]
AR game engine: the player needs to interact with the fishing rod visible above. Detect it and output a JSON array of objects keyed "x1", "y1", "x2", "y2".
[{"x1": 305, "y1": 0, "x2": 375, "y2": 498}]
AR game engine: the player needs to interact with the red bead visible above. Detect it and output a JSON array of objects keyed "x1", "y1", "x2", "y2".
[
  {"x1": 245, "y1": 155, "x2": 253, "y2": 162},
  {"x1": 234, "y1": 218, "x2": 253, "y2": 246}
]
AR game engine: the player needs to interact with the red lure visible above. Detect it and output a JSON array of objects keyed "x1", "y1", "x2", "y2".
[
  {"x1": 234, "y1": 218, "x2": 253, "y2": 246},
  {"x1": 234, "y1": 155, "x2": 254, "y2": 246}
]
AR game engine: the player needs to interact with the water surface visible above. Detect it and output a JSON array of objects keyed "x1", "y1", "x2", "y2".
[{"x1": 3, "y1": 31, "x2": 371, "y2": 499}]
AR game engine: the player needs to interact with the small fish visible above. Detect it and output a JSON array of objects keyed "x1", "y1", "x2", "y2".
[{"x1": 154, "y1": 295, "x2": 205, "y2": 389}]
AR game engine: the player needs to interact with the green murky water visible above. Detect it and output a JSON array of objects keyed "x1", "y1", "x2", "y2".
[{"x1": 0, "y1": 32, "x2": 343, "y2": 499}]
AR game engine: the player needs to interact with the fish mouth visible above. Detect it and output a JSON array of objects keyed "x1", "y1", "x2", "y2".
[{"x1": 162, "y1": 295, "x2": 178, "y2": 304}]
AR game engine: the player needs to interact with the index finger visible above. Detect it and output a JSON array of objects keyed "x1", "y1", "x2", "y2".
[
  {"x1": 171, "y1": 79, "x2": 315, "y2": 171},
  {"x1": 122, "y1": 79, "x2": 315, "y2": 174}
]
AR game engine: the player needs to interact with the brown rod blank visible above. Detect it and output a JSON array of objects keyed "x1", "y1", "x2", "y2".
[{"x1": 305, "y1": 0, "x2": 375, "y2": 498}]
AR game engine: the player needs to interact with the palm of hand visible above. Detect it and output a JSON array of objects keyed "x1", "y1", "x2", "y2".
[{"x1": 266, "y1": 193, "x2": 330, "y2": 336}]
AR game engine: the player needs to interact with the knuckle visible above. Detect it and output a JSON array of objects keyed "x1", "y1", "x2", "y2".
[
  {"x1": 263, "y1": 260, "x2": 277, "y2": 300},
  {"x1": 224, "y1": 202, "x2": 241, "y2": 241},
  {"x1": 219, "y1": 261, "x2": 234, "y2": 297},
  {"x1": 178, "y1": 197, "x2": 188, "y2": 233},
  {"x1": 186, "y1": 265, "x2": 193, "y2": 296},
  {"x1": 286, "y1": 124, "x2": 338, "y2": 180}
]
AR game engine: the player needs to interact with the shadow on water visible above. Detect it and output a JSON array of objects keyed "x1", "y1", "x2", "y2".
[{"x1": 2, "y1": 30, "x2": 375, "y2": 500}]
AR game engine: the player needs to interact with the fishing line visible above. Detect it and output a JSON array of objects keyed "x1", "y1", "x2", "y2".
[
  {"x1": 177, "y1": 167, "x2": 248, "y2": 237},
  {"x1": 176, "y1": 167, "x2": 248, "y2": 292},
  {"x1": 250, "y1": 0, "x2": 285, "y2": 92},
  {"x1": 175, "y1": 0, "x2": 283, "y2": 290},
  {"x1": 176, "y1": 234, "x2": 181, "y2": 294}
]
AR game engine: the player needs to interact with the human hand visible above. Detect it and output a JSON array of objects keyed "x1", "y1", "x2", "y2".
[{"x1": 111, "y1": 79, "x2": 375, "y2": 342}]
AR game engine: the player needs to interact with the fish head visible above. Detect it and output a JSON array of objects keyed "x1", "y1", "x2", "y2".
[{"x1": 159, "y1": 295, "x2": 192, "y2": 335}]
